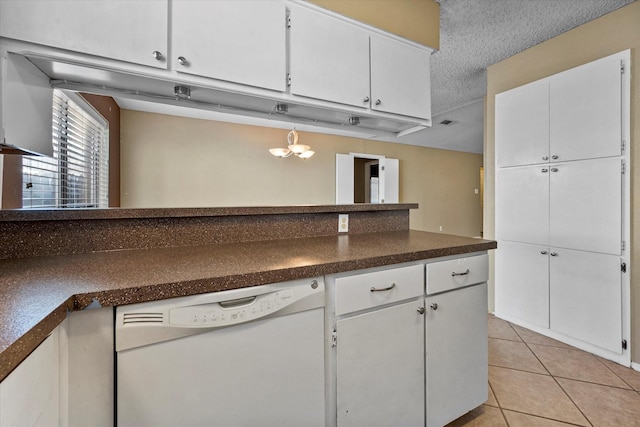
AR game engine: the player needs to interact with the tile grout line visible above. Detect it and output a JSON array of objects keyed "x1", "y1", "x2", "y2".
[
  {"x1": 487, "y1": 380, "x2": 511, "y2": 427},
  {"x1": 593, "y1": 354, "x2": 638, "y2": 391},
  {"x1": 508, "y1": 320, "x2": 594, "y2": 427}
]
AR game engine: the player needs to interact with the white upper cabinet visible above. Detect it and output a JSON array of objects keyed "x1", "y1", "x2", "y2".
[
  {"x1": 172, "y1": 1, "x2": 287, "y2": 92},
  {"x1": 290, "y1": 4, "x2": 432, "y2": 120},
  {"x1": 550, "y1": 57, "x2": 622, "y2": 162},
  {"x1": 370, "y1": 34, "x2": 431, "y2": 119},
  {"x1": 495, "y1": 79, "x2": 549, "y2": 168},
  {"x1": 0, "y1": 0, "x2": 168, "y2": 69},
  {"x1": 289, "y1": 4, "x2": 370, "y2": 108}
]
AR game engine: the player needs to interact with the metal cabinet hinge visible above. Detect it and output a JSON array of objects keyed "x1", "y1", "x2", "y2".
[
  {"x1": 622, "y1": 339, "x2": 628, "y2": 350},
  {"x1": 621, "y1": 140, "x2": 626, "y2": 151},
  {"x1": 331, "y1": 329, "x2": 337, "y2": 347},
  {"x1": 286, "y1": 12, "x2": 291, "y2": 28},
  {"x1": 621, "y1": 241, "x2": 626, "y2": 251},
  {"x1": 287, "y1": 73, "x2": 291, "y2": 87},
  {"x1": 621, "y1": 161, "x2": 626, "y2": 174},
  {"x1": 381, "y1": 165, "x2": 385, "y2": 171},
  {"x1": 621, "y1": 63, "x2": 625, "y2": 74},
  {"x1": 621, "y1": 262, "x2": 627, "y2": 273}
]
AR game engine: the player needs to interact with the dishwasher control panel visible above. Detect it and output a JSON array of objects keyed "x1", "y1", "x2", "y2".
[{"x1": 169, "y1": 288, "x2": 295, "y2": 327}]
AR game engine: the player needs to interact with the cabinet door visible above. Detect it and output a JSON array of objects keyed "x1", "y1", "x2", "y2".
[
  {"x1": 290, "y1": 5, "x2": 370, "y2": 108},
  {"x1": 172, "y1": 1, "x2": 286, "y2": 91},
  {"x1": 0, "y1": 331, "x2": 59, "y2": 427},
  {"x1": 550, "y1": 57, "x2": 622, "y2": 162},
  {"x1": 0, "y1": 0, "x2": 168, "y2": 69},
  {"x1": 550, "y1": 158, "x2": 622, "y2": 255},
  {"x1": 426, "y1": 283, "x2": 488, "y2": 427},
  {"x1": 495, "y1": 241, "x2": 550, "y2": 328},
  {"x1": 495, "y1": 79, "x2": 549, "y2": 167},
  {"x1": 550, "y1": 248, "x2": 621, "y2": 353},
  {"x1": 336, "y1": 300, "x2": 425, "y2": 427},
  {"x1": 370, "y1": 34, "x2": 431, "y2": 119},
  {"x1": 496, "y1": 165, "x2": 549, "y2": 245}
]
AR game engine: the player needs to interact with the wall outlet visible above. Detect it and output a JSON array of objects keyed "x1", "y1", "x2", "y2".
[{"x1": 338, "y1": 214, "x2": 349, "y2": 233}]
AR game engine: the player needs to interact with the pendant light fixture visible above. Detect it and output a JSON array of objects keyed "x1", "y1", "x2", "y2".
[{"x1": 269, "y1": 128, "x2": 314, "y2": 159}]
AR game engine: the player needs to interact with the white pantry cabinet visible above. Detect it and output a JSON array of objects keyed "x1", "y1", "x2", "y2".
[
  {"x1": 495, "y1": 241, "x2": 550, "y2": 328},
  {"x1": 496, "y1": 157, "x2": 622, "y2": 255},
  {"x1": 0, "y1": 0, "x2": 168, "y2": 69},
  {"x1": 495, "y1": 54, "x2": 623, "y2": 168},
  {"x1": 549, "y1": 248, "x2": 622, "y2": 353},
  {"x1": 172, "y1": 1, "x2": 287, "y2": 91},
  {"x1": 494, "y1": 50, "x2": 630, "y2": 363}
]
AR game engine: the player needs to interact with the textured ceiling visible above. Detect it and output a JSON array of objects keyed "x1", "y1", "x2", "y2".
[
  {"x1": 400, "y1": 0, "x2": 636, "y2": 153},
  {"x1": 430, "y1": 0, "x2": 636, "y2": 117}
]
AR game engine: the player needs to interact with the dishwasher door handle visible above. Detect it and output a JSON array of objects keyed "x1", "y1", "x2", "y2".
[{"x1": 218, "y1": 296, "x2": 257, "y2": 308}]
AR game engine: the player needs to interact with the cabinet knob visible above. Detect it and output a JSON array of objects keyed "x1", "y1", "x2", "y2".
[
  {"x1": 417, "y1": 307, "x2": 425, "y2": 315},
  {"x1": 375, "y1": 99, "x2": 382, "y2": 105},
  {"x1": 430, "y1": 303, "x2": 438, "y2": 311},
  {"x1": 152, "y1": 50, "x2": 164, "y2": 61},
  {"x1": 550, "y1": 167, "x2": 559, "y2": 172},
  {"x1": 363, "y1": 96, "x2": 370, "y2": 103},
  {"x1": 177, "y1": 56, "x2": 188, "y2": 66},
  {"x1": 540, "y1": 250, "x2": 548, "y2": 255},
  {"x1": 541, "y1": 168, "x2": 549, "y2": 173},
  {"x1": 550, "y1": 252, "x2": 558, "y2": 257},
  {"x1": 552, "y1": 155, "x2": 559, "y2": 160},
  {"x1": 542, "y1": 156, "x2": 549, "y2": 161}
]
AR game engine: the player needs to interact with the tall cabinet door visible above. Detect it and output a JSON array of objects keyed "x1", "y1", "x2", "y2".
[
  {"x1": 172, "y1": 1, "x2": 287, "y2": 91},
  {"x1": 336, "y1": 300, "x2": 425, "y2": 427},
  {"x1": 426, "y1": 283, "x2": 488, "y2": 427},
  {"x1": 496, "y1": 166, "x2": 549, "y2": 245},
  {"x1": 495, "y1": 79, "x2": 549, "y2": 167},
  {"x1": 370, "y1": 34, "x2": 431, "y2": 119},
  {"x1": 550, "y1": 158, "x2": 622, "y2": 255},
  {"x1": 550, "y1": 57, "x2": 622, "y2": 162},
  {"x1": 289, "y1": 5, "x2": 370, "y2": 108},
  {"x1": 550, "y1": 249, "x2": 622, "y2": 353},
  {"x1": 495, "y1": 241, "x2": 550, "y2": 328}
]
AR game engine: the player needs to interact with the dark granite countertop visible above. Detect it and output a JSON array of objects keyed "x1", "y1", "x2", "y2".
[{"x1": 0, "y1": 229, "x2": 496, "y2": 381}]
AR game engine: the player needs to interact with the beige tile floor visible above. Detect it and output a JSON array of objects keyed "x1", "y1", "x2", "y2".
[{"x1": 446, "y1": 315, "x2": 640, "y2": 427}]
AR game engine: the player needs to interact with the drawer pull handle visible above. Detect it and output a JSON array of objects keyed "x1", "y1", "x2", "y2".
[
  {"x1": 370, "y1": 283, "x2": 396, "y2": 292},
  {"x1": 451, "y1": 269, "x2": 470, "y2": 277}
]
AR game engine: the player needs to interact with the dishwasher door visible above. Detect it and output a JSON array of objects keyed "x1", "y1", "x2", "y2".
[{"x1": 115, "y1": 278, "x2": 325, "y2": 427}]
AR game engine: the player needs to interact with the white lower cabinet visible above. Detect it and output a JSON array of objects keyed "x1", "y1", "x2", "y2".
[
  {"x1": 336, "y1": 300, "x2": 425, "y2": 426},
  {"x1": 328, "y1": 255, "x2": 489, "y2": 427},
  {"x1": 328, "y1": 263, "x2": 425, "y2": 427},
  {"x1": 0, "y1": 328, "x2": 60, "y2": 427},
  {"x1": 425, "y1": 255, "x2": 489, "y2": 427}
]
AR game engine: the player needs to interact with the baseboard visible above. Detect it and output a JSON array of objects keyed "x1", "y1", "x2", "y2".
[{"x1": 632, "y1": 362, "x2": 640, "y2": 373}]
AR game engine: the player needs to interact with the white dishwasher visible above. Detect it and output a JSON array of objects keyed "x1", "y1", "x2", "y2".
[{"x1": 115, "y1": 277, "x2": 326, "y2": 427}]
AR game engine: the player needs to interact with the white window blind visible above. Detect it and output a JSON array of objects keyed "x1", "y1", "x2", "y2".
[{"x1": 22, "y1": 90, "x2": 109, "y2": 208}]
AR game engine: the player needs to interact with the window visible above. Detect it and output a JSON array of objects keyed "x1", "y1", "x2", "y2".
[{"x1": 22, "y1": 90, "x2": 109, "y2": 208}]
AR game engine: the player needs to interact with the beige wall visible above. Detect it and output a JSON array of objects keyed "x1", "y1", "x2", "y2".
[
  {"x1": 484, "y1": 2, "x2": 640, "y2": 362},
  {"x1": 120, "y1": 110, "x2": 483, "y2": 238},
  {"x1": 308, "y1": 0, "x2": 439, "y2": 49}
]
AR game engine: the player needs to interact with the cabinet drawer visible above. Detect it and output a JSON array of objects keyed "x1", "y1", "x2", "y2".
[
  {"x1": 335, "y1": 264, "x2": 423, "y2": 316},
  {"x1": 427, "y1": 254, "x2": 488, "y2": 295}
]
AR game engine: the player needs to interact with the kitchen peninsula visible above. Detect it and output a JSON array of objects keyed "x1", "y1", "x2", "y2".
[{"x1": 0, "y1": 204, "x2": 495, "y2": 426}]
